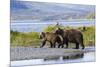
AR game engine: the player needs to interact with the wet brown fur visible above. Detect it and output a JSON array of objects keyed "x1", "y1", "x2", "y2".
[
  {"x1": 40, "y1": 32, "x2": 63, "y2": 48},
  {"x1": 55, "y1": 28, "x2": 85, "y2": 49}
]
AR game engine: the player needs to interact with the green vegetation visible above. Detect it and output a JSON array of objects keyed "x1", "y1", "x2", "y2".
[
  {"x1": 82, "y1": 26, "x2": 95, "y2": 46},
  {"x1": 11, "y1": 31, "x2": 40, "y2": 47},
  {"x1": 11, "y1": 25, "x2": 95, "y2": 47},
  {"x1": 44, "y1": 24, "x2": 64, "y2": 32}
]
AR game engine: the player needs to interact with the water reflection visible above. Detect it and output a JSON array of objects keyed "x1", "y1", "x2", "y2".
[
  {"x1": 44, "y1": 53, "x2": 84, "y2": 61},
  {"x1": 11, "y1": 52, "x2": 95, "y2": 67}
]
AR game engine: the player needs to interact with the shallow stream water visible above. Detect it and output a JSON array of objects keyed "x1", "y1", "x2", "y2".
[{"x1": 11, "y1": 49, "x2": 95, "y2": 67}]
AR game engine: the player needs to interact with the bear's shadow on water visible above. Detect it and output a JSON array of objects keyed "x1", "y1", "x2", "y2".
[{"x1": 44, "y1": 53, "x2": 84, "y2": 61}]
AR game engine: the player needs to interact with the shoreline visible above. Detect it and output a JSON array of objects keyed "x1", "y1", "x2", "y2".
[{"x1": 11, "y1": 46, "x2": 95, "y2": 61}]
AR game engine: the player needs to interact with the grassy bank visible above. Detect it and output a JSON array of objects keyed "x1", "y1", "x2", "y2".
[
  {"x1": 11, "y1": 31, "x2": 41, "y2": 47},
  {"x1": 11, "y1": 26, "x2": 95, "y2": 47}
]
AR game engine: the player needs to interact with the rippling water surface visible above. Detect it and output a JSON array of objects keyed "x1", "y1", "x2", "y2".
[{"x1": 11, "y1": 20, "x2": 95, "y2": 32}]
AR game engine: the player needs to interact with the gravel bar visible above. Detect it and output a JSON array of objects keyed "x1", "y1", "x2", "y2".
[{"x1": 10, "y1": 47, "x2": 95, "y2": 61}]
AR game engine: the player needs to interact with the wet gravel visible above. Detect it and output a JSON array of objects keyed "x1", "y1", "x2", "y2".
[{"x1": 10, "y1": 46, "x2": 95, "y2": 61}]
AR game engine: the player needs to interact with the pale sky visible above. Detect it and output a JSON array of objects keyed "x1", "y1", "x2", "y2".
[{"x1": 21, "y1": 0, "x2": 95, "y2": 5}]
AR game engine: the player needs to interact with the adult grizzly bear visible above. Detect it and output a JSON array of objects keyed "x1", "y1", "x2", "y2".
[
  {"x1": 39, "y1": 32, "x2": 63, "y2": 48},
  {"x1": 55, "y1": 28, "x2": 85, "y2": 49}
]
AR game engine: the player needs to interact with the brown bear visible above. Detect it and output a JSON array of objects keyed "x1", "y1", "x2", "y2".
[
  {"x1": 39, "y1": 32, "x2": 63, "y2": 48},
  {"x1": 55, "y1": 28, "x2": 85, "y2": 49}
]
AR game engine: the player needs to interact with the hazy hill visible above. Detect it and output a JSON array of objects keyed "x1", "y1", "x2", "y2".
[{"x1": 11, "y1": 0, "x2": 95, "y2": 21}]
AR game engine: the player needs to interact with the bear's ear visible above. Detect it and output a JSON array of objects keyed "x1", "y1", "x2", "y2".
[
  {"x1": 41, "y1": 32, "x2": 45, "y2": 35},
  {"x1": 41, "y1": 32, "x2": 44, "y2": 34}
]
